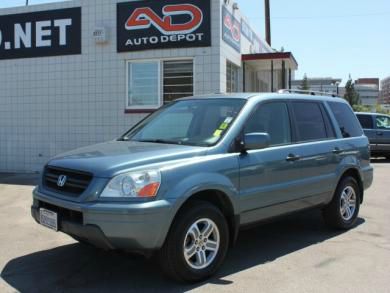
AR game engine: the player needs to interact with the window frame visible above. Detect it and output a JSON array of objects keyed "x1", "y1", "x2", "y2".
[
  {"x1": 356, "y1": 114, "x2": 374, "y2": 130},
  {"x1": 327, "y1": 101, "x2": 364, "y2": 138},
  {"x1": 126, "y1": 58, "x2": 195, "y2": 112},
  {"x1": 289, "y1": 100, "x2": 334, "y2": 143},
  {"x1": 126, "y1": 60, "x2": 161, "y2": 110},
  {"x1": 162, "y1": 59, "x2": 195, "y2": 104},
  {"x1": 242, "y1": 100, "x2": 294, "y2": 147},
  {"x1": 226, "y1": 60, "x2": 240, "y2": 93},
  {"x1": 375, "y1": 115, "x2": 390, "y2": 130}
]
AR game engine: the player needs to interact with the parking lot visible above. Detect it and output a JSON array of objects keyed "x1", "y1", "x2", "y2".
[{"x1": 0, "y1": 160, "x2": 389, "y2": 293}]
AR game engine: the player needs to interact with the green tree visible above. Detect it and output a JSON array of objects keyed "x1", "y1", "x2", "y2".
[
  {"x1": 375, "y1": 104, "x2": 390, "y2": 115},
  {"x1": 344, "y1": 77, "x2": 360, "y2": 106},
  {"x1": 299, "y1": 74, "x2": 310, "y2": 91},
  {"x1": 352, "y1": 104, "x2": 371, "y2": 112}
]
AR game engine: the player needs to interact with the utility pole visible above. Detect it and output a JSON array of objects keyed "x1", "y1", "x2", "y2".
[
  {"x1": 264, "y1": 0, "x2": 273, "y2": 91},
  {"x1": 26, "y1": 0, "x2": 29, "y2": 5},
  {"x1": 265, "y1": 0, "x2": 271, "y2": 46}
]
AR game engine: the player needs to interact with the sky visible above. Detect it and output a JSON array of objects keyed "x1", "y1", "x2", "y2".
[{"x1": 1, "y1": 0, "x2": 389, "y2": 84}]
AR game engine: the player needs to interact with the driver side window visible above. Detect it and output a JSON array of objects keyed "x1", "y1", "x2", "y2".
[
  {"x1": 376, "y1": 116, "x2": 390, "y2": 129},
  {"x1": 245, "y1": 102, "x2": 291, "y2": 146}
]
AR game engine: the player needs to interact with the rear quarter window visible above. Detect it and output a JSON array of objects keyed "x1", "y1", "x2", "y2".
[
  {"x1": 356, "y1": 114, "x2": 374, "y2": 129},
  {"x1": 328, "y1": 102, "x2": 363, "y2": 138}
]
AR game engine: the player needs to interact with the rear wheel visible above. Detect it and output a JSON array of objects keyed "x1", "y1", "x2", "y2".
[
  {"x1": 159, "y1": 201, "x2": 229, "y2": 282},
  {"x1": 322, "y1": 176, "x2": 360, "y2": 229}
]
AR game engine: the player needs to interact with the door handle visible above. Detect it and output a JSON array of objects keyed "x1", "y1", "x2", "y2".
[
  {"x1": 377, "y1": 132, "x2": 383, "y2": 136},
  {"x1": 332, "y1": 147, "x2": 344, "y2": 154},
  {"x1": 286, "y1": 154, "x2": 301, "y2": 162}
]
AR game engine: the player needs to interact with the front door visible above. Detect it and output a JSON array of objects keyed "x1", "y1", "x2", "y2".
[
  {"x1": 375, "y1": 115, "x2": 390, "y2": 153},
  {"x1": 238, "y1": 101, "x2": 302, "y2": 224}
]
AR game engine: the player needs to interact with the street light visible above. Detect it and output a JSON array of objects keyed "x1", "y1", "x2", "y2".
[{"x1": 26, "y1": 0, "x2": 29, "y2": 5}]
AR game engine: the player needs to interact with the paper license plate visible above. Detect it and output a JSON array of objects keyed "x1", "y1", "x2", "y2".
[{"x1": 39, "y1": 208, "x2": 58, "y2": 231}]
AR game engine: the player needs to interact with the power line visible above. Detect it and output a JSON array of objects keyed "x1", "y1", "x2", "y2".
[{"x1": 249, "y1": 11, "x2": 390, "y2": 20}]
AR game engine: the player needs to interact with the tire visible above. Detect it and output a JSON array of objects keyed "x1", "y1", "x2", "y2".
[
  {"x1": 322, "y1": 176, "x2": 360, "y2": 230},
  {"x1": 158, "y1": 200, "x2": 229, "y2": 283}
]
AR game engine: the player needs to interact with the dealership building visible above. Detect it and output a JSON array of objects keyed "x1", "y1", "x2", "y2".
[{"x1": 0, "y1": 0, "x2": 298, "y2": 173}]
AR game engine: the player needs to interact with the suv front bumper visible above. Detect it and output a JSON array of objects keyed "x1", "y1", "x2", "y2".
[{"x1": 32, "y1": 187, "x2": 175, "y2": 251}]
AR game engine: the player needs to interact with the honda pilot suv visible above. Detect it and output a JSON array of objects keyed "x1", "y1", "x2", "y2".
[{"x1": 32, "y1": 93, "x2": 373, "y2": 282}]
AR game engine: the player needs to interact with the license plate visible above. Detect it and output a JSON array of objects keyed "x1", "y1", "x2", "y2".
[{"x1": 39, "y1": 208, "x2": 58, "y2": 231}]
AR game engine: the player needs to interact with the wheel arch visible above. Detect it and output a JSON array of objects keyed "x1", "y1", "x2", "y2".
[
  {"x1": 169, "y1": 189, "x2": 239, "y2": 247},
  {"x1": 338, "y1": 168, "x2": 364, "y2": 204}
]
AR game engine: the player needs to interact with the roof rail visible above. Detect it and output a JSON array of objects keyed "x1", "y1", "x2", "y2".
[{"x1": 278, "y1": 89, "x2": 339, "y2": 97}]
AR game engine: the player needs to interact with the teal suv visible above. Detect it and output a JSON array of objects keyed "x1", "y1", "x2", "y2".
[{"x1": 32, "y1": 93, "x2": 373, "y2": 282}]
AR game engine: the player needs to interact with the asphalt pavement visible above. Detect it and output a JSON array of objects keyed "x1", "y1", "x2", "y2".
[{"x1": 0, "y1": 160, "x2": 389, "y2": 293}]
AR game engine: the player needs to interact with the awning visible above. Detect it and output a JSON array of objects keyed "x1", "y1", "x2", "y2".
[{"x1": 242, "y1": 52, "x2": 298, "y2": 70}]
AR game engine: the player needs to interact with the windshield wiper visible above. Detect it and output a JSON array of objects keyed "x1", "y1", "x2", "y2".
[{"x1": 137, "y1": 139, "x2": 183, "y2": 145}]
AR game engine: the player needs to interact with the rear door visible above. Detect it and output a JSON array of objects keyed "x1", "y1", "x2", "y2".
[
  {"x1": 356, "y1": 114, "x2": 377, "y2": 152},
  {"x1": 287, "y1": 101, "x2": 339, "y2": 201},
  {"x1": 375, "y1": 115, "x2": 390, "y2": 152}
]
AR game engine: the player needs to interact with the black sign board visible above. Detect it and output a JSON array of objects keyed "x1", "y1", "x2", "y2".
[
  {"x1": 117, "y1": 0, "x2": 211, "y2": 52},
  {"x1": 0, "y1": 7, "x2": 81, "y2": 60},
  {"x1": 222, "y1": 6, "x2": 241, "y2": 53}
]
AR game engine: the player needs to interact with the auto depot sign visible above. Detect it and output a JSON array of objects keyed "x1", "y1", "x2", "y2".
[
  {"x1": 222, "y1": 6, "x2": 241, "y2": 53},
  {"x1": 117, "y1": 0, "x2": 211, "y2": 52},
  {"x1": 0, "y1": 8, "x2": 81, "y2": 60}
]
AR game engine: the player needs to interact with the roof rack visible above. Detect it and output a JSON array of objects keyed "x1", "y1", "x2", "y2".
[{"x1": 278, "y1": 89, "x2": 339, "y2": 97}]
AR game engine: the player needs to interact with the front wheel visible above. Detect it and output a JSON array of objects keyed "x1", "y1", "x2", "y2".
[
  {"x1": 322, "y1": 176, "x2": 360, "y2": 229},
  {"x1": 158, "y1": 201, "x2": 229, "y2": 282}
]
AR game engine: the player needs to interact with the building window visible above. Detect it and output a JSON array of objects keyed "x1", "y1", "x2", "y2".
[
  {"x1": 226, "y1": 61, "x2": 239, "y2": 93},
  {"x1": 163, "y1": 60, "x2": 194, "y2": 103},
  {"x1": 127, "y1": 59, "x2": 194, "y2": 110},
  {"x1": 128, "y1": 61, "x2": 160, "y2": 109}
]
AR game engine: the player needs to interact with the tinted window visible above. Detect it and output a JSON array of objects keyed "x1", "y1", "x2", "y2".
[
  {"x1": 292, "y1": 102, "x2": 328, "y2": 142},
  {"x1": 376, "y1": 116, "x2": 390, "y2": 129},
  {"x1": 329, "y1": 102, "x2": 363, "y2": 138},
  {"x1": 245, "y1": 102, "x2": 291, "y2": 146},
  {"x1": 357, "y1": 115, "x2": 374, "y2": 129}
]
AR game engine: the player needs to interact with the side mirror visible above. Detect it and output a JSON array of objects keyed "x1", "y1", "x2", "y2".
[{"x1": 243, "y1": 133, "x2": 270, "y2": 151}]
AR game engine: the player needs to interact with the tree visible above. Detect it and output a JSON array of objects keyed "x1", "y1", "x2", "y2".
[
  {"x1": 344, "y1": 77, "x2": 360, "y2": 106},
  {"x1": 299, "y1": 74, "x2": 310, "y2": 91}
]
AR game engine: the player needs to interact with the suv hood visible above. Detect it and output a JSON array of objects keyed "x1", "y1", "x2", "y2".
[{"x1": 47, "y1": 141, "x2": 207, "y2": 178}]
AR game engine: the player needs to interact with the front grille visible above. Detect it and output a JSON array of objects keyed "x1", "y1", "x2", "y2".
[{"x1": 43, "y1": 166, "x2": 93, "y2": 197}]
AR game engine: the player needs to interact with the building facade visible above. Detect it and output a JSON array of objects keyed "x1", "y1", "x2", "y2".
[
  {"x1": 291, "y1": 77, "x2": 341, "y2": 96},
  {"x1": 0, "y1": 0, "x2": 298, "y2": 172},
  {"x1": 354, "y1": 78, "x2": 379, "y2": 109},
  {"x1": 380, "y1": 77, "x2": 390, "y2": 105}
]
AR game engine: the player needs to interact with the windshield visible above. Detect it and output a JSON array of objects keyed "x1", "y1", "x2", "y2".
[{"x1": 121, "y1": 99, "x2": 246, "y2": 146}]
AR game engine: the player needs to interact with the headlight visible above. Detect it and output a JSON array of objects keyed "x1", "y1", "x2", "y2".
[{"x1": 100, "y1": 170, "x2": 161, "y2": 198}]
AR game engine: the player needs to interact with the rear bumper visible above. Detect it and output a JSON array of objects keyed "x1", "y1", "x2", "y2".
[
  {"x1": 362, "y1": 166, "x2": 374, "y2": 190},
  {"x1": 32, "y1": 187, "x2": 175, "y2": 251}
]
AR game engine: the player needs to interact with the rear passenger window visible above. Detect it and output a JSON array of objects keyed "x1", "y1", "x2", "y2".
[
  {"x1": 291, "y1": 102, "x2": 328, "y2": 142},
  {"x1": 329, "y1": 102, "x2": 363, "y2": 138},
  {"x1": 357, "y1": 115, "x2": 374, "y2": 129},
  {"x1": 245, "y1": 102, "x2": 291, "y2": 146}
]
